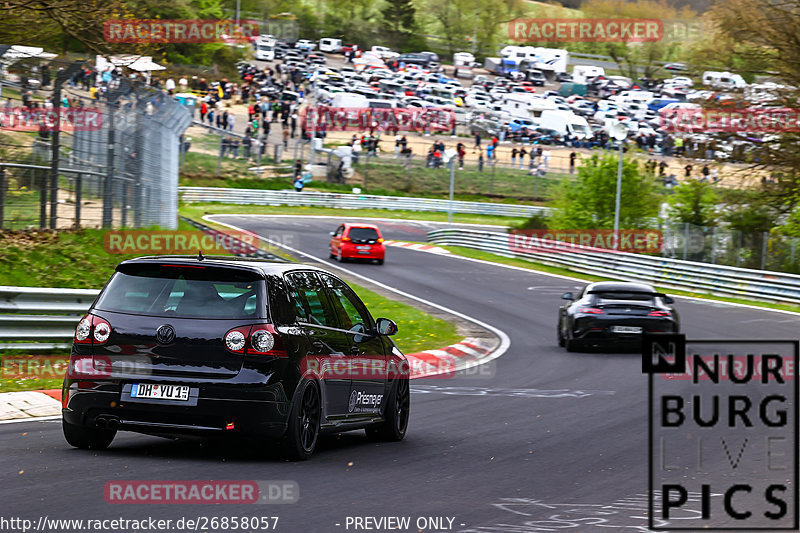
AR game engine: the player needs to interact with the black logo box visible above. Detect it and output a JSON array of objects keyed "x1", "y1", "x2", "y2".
[{"x1": 643, "y1": 334, "x2": 799, "y2": 531}]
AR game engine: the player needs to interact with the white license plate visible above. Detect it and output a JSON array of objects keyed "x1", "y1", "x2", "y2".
[
  {"x1": 356, "y1": 246, "x2": 371, "y2": 250},
  {"x1": 611, "y1": 326, "x2": 643, "y2": 334},
  {"x1": 131, "y1": 383, "x2": 190, "y2": 401}
]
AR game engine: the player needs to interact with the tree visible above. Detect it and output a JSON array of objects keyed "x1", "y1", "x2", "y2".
[
  {"x1": 668, "y1": 179, "x2": 718, "y2": 227},
  {"x1": 686, "y1": 0, "x2": 800, "y2": 234},
  {"x1": 574, "y1": 0, "x2": 698, "y2": 80},
  {"x1": 380, "y1": 0, "x2": 422, "y2": 50},
  {"x1": 0, "y1": 0, "x2": 133, "y2": 54},
  {"x1": 549, "y1": 153, "x2": 661, "y2": 230}
]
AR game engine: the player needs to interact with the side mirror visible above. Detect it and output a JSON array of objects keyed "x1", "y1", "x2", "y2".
[
  {"x1": 375, "y1": 317, "x2": 398, "y2": 336},
  {"x1": 329, "y1": 231, "x2": 336, "y2": 236},
  {"x1": 561, "y1": 292, "x2": 573, "y2": 300},
  {"x1": 663, "y1": 296, "x2": 675, "y2": 304}
]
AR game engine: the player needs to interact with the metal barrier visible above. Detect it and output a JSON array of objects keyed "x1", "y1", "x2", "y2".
[
  {"x1": 427, "y1": 228, "x2": 800, "y2": 305},
  {"x1": 0, "y1": 286, "x2": 99, "y2": 350},
  {"x1": 179, "y1": 187, "x2": 548, "y2": 218}
]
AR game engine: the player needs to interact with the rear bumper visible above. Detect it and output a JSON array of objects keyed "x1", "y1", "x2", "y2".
[
  {"x1": 342, "y1": 245, "x2": 385, "y2": 260},
  {"x1": 63, "y1": 383, "x2": 291, "y2": 439}
]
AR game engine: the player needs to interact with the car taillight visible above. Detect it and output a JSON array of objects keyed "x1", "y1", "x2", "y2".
[
  {"x1": 74, "y1": 314, "x2": 111, "y2": 345},
  {"x1": 649, "y1": 310, "x2": 671, "y2": 317},
  {"x1": 377, "y1": 238, "x2": 384, "y2": 243},
  {"x1": 75, "y1": 316, "x2": 92, "y2": 344},
  {"x1": 224, "y1": 325, "x2": 288, "y2": 357},
  {"x1": 342, "y1": 236, "x2": 351, "y2": 242},
  {"x1": 225, "y1": 327, "x2": 249, "y2": 353},
  {"x1": 578, "y1": 308, "x2": 604, "y2": 314}
]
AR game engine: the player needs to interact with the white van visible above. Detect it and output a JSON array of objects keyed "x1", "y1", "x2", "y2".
[
  {"x1": 538, "y1": 110, "x2": 591, "y2": 139},
  {"x1": 702, "y1": 71, "x2": 747, "y2": 90},
  {"x1": 331, "y1": 92, "x2": 369, "y2": 108},
  {"x1": 572, "y1": 65, "x2": 605, "y2": 84},
  {"x1": 500, "y1": 93, "x2": 557, "y2": 120},
  {"x1": 319, "y1": 38, "x2": 343, "y2": 53},
  {"x1": 454, "y1": 52, "x2": 476, "y2": 67},
  {"x1": 254, "y1": 36, "x2": 275, "y2": 61}
]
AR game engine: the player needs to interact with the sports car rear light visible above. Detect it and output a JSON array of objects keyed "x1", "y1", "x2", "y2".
[
  {"x1": 648, "y1": 310, "x2": 671, "y2": 317},
  {"x1": 224, "y1": 325, "x2": 288, "y2": 357},
  {"x1": 578, "y1": 308, "x2": 604, "y2": 314},
  {"x1": 377, "y1": 238, "x2": 384, "y2": 243},
  {"x1": 74, "y1": 314, "x2": 111, "y2": 345}
]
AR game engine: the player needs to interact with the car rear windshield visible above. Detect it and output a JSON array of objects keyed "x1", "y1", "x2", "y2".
[
  {"x1": 592, "y1": 291, "x2": 656, "y2": 303},
  {"x1": 348, "y1": 227, "x2": 379, "y2": 241},
  {"x1": 94, "y1": 264, "x2": 266, "y2": 319}
]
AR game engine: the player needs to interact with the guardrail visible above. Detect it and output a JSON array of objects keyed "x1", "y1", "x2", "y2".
[
  {"x1": 0, "y1": 286, "x2": 99, "y2": 350},
  {"x1": 0, "y1": 219, "x2": 287, "y2": 350},
  {"x1": 427, "y1": 228, "x2": 800, "y2": 305},
  {"x1": 179, "y1": 187, "x2": 548, "y2": 218}
]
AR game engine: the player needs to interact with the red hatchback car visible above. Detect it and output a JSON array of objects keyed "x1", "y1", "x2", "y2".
[{"x1": 329, "y1": 223, "x2": 386, "y2": 264}]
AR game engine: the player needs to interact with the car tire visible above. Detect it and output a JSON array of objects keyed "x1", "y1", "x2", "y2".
[
  {"x1": 282, "y1": 380, "x2": 321, "y2": 461},
  {"x1": 337, "y1": 250, "x2": 346, "y2": 263},
  {"x1": 557, "y1": 327, "x2": 565, "y2": 347},
  {"x1": 366, "y1": 379, "x2": 409, "y2": 442},
  {"x1": 62, "y1": 419, "x2": 116, "y2": 450},
  {"x1": 565, "y1": 336, "x2": 580, "y2": 352}
]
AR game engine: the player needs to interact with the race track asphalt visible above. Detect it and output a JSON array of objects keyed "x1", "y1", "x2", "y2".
[{"x1": 3, "y1": 214, "x2": 798, "y2": 533}]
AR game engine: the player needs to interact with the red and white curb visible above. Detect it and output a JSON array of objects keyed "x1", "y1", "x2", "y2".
[
  {"x1": 407, "y1": 337, "x2": 495, "y2": 379},
  {"x1": 0, "y1": 338, "x2": 499, "y2": 422},
  {"x1": 383, "y1": 240, "x2": 450, "y2": 255}
]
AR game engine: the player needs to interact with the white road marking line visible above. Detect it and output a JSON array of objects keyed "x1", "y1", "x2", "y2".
[{"x1": 207, "y1": 215, "x2": 512, "y2": 375}]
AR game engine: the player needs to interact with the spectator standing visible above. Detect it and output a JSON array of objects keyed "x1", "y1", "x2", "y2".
[
  {"x1": 474, "y1": 132, "x2": 481, "y2": 149},
  {"x1": 518, "y1": 147, "x2": 527, "y2": 169},
  {"x1": 283, "y1": 126, "x2": 290, "y2": 148},
  {"x1": 200, "y1": 101, "x2": 208, "y2": 122},
  {"x1": 569, "y1": 151, "x2": 577, "y2": 173},
  {"x1": 511, "y1": 147, "x2": 518, "y2": 166},
  {"x1": 228, "y1": 113, "x2": 235, "y2": 132},
  {"x1": 684, "y1": 163, "x2": 693, "y2": 178}
]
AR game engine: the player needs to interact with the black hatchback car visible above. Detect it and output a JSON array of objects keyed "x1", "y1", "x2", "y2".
[
  {"x1": 62, "y1": 256, "x2": 409, "y2": 460},
  {"x1": 557, "y1": 281, "x2": 679, "y2": 352}
]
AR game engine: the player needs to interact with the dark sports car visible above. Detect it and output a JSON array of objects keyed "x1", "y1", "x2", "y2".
[{"x1": 557, "y1": 281, "x2": 679, "y2": 352}]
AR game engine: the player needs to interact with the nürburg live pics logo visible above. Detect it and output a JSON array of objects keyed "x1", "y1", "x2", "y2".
[{"x1": 643, "y1": 334, "x2": 799, "y2": 530}]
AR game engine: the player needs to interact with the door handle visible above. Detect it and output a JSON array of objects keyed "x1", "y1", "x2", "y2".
[{"x1": 312, "y1": 341, "x2": 325, "y2": 352}]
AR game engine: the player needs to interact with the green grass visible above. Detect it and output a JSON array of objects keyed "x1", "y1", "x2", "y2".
[
  {"x1": 354, "y1": 158, "x2": 571, "y2": 202},
  {"x1": 439, "y1": 245, "x2": 800, "y2": 314},
  {"x1": 180, "y1": 203, "x2": 521, "y2": 227},
  {"x1": 351, "y1": 282, "x2": 461, "y2": 355}
]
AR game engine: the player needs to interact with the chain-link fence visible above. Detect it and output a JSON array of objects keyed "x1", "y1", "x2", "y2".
[
  {"x1": 662, "y1": 222, "x2": 800, "y2": 274},
  {"x1": 0, "y1": 56, "x2": 192, "y2": 230}
]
